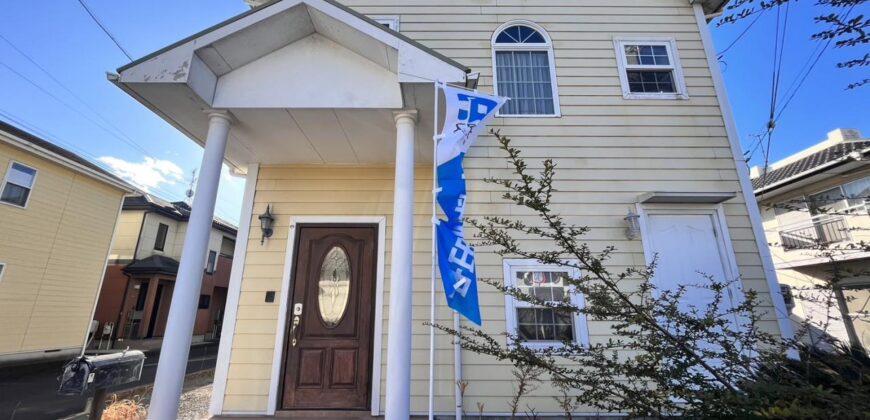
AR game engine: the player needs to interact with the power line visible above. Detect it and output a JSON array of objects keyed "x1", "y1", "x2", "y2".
[
  {"x1": 0, "y1": 60, "x2": 153, "y2": 157},
  {"x1": 0, "y1": 33, "x2": 158, "y2": 159},
  {"x1": 0, "y1": 108, "x2": 239, "y2": 220},
  {"x1": 775, "y1": 5, "x2": 856, "y2": 123},
  {"x1": 74, "y1": 0, "x2": 133, "y2": 61},
  {"x1": 717, "y1": 9, "x2": 766, "y2": 60}
]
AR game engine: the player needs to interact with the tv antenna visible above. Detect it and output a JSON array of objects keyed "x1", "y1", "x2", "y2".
[{"x1": 185, "y1": 169, "x2": 197, "y2": 203}]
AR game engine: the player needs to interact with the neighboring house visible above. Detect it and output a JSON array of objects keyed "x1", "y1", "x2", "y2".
[
  {"x1": 91, "y1": 194, "x2": 237, "y2": 347},
  {"x1": 0, "y1": 121, "x2": 132, "y2": 365},
  {"x1": 753, "y1": 128, "x2": 870, "y2": 352},
  {"x1": 110, "y1": 0, "x2": 794, "y2": 417}
]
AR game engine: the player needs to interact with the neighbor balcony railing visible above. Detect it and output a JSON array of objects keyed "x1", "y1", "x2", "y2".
[{"x1": 779, "y1": 216, "x2": 851, "y2": 250}]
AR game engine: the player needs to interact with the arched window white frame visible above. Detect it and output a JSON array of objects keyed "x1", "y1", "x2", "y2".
[{"x1": 491, "y1": 21, "x2": 560, "y2": 117}]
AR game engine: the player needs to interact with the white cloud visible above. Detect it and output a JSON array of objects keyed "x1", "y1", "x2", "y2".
[{"x1": 98, "y1": 156, "x2": 185, "y2": 193}]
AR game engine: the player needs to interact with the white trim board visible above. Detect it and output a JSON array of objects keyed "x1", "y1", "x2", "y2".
[
  {"x1": 210, "y1": 163, "x2": 259, "y2": 417},
  {"x1": 266, "y1": 216, "x2": 387, "y2": 416},
  {"x1": 691, "y1": 3, "x2": 797, "y2": 354}
]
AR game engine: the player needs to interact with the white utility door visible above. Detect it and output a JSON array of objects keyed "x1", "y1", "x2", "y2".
[{"x1": 645, "y1": 213, "x2": 739, "y2": 316}]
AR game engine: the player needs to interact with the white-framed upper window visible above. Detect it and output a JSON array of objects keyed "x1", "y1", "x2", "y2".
[
  {"x1": 492, "y1": 21, "x2": 561, "y2": 117},
  {"x1": 503, "y1": 259, "x2": 588, "y2": 349},
  {"x1": 613, "y1": 37, "x2": 688, "y2": 100},
  {"x1": 372, "y1": 16, "x2": 400, "y2": 31},
  {"x1": 1, "y1": 161, "x2": 38, "y2": 208}
]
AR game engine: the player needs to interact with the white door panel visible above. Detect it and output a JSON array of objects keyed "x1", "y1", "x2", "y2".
[{"x1": 646, "y1": 213, "x2": 737, "y2": 315}]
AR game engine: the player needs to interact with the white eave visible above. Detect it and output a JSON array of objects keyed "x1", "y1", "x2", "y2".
[{"x1": 110, "y1": 0, "x2": 468, "y2": 172}]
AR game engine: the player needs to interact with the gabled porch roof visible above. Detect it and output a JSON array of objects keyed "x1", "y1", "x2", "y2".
[{"x1": 112, "y1": 0, "x2": 468, "y2": 172}]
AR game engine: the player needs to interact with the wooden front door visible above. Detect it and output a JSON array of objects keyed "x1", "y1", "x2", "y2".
[{"x1": 281, "y1": 225, "x2": 378, "y2": 410}]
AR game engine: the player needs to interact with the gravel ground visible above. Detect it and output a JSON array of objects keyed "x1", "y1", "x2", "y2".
[
  {"x1": 96, "y1": 369, "x2": 214, "y2": 420},
  {"x1": 176, "y1": 384, "x2": 212, "y2": 420}
]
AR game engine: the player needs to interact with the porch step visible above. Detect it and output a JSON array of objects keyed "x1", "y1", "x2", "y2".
[{"x1": 213, "y1": 413, "x2": 372, "y2": 419}]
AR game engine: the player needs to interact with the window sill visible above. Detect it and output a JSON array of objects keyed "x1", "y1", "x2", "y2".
[
  {"x1": 0, "y1": 200, "x2": 28, "y2": 209},
  {"x1": 511, "y1": 340, "x2": 581, "y2": 351},
  {"x1": 622, "y1": 92, "x2": 689, "y2": 100}
]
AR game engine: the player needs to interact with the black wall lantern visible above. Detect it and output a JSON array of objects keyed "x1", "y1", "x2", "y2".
[{"x1": 259, "y1": 204, "x2": 275, "y2": 245}]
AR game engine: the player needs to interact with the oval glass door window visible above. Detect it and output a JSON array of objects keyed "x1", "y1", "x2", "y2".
[{"x1": 318, "y1": 246, "x2": 351, "y2": 328}]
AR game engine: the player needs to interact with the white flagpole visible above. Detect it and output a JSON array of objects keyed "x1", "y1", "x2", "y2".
[{"x1": 428, "y1": 80, "x2": 441, "y2": 420}]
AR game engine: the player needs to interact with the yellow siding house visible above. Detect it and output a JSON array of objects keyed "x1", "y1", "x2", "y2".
[
  {"x1": 0, "y1": 121, "x2": 132, "y2": 365},
  {"x1": 110, "y1": 0, "x2": 795, "y2": 417}
]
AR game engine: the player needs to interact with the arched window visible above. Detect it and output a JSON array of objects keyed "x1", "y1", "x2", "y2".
[{"x1": 492, "y1": 21, "x2": 560, "y2": 116}]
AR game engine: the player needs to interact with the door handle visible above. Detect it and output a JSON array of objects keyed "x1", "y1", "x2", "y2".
[
  {"x1": 290, "y1": 315, "x2": 300, "y2": 347},
  {"x1": 290, "y1": 303, "x2": 303, "y2": 347}
]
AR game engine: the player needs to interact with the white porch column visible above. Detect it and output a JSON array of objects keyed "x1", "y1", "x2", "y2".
[
  {"x1": 385, "y1": 110, "x2": 418, "y2": 419},
  {"x1": 148, "y1": 111, "x2": 231, "y2": 420}
]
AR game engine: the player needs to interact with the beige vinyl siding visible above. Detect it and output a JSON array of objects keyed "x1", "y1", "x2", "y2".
[
  {"x1": 136, "y1": 213, "x2": 181, "y2": 260},
  {"x1": 109, "y1": 210, "x2": 145, "y2": 262},
  {"x1": 223, "y1": 166, "x2": 401, "y2": 412},
  {"x1": 0, "y1": 141, "x2": 125, "y2": 356},
  {"x1": 222, "y1": 0, "x2": 781, "y2": 415}
]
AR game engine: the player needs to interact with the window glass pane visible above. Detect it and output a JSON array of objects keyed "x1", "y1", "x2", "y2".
[
  {"x1": 774, "y1": 199, "x2": 811, "y2": 226},
  {"x1": 496, "y1": 28, "x2": 517, "y2": 43},
  {"x1": 808, "y1": 187, "x2": 847, "y2": 215},
  {"x1": 207, "y1": 250, "x2": 217, "y2": 273},
  {"x1": 1, "y1": 183, "x2": 29, "y2": 206},
  {"x1": 496, "y1": 25, "x2": 546, "y2": 44},
  {"x1": 512, "y1": 269, "x2": 574, "y2": 342},
  {"x1": 517, "y1": 320, "x2": 536, "y2": 340},
  {"x1": 7, "y1": 163, "x2": 36, "y2": 187},
  {"x1": 626, "y1": 70, "x2": 676, "y2": 93},
  {"x1": 842, "y1": 177, "x2": 870, "y2": 208},
  {"x1": 318, "y1": 246, "x2": 351, "y2": 328},
  {"x1": 496, "y1": 51, "x2": 554, "y2": 115},
  {"x1": 524, "y1": 30, "x2": 546, "y2": 43},
  {"x1": 625, "y1": 44, "x2": 670, "y2": 66},
  {"x1": 154, "y1": 223, "x2": 168, "y2": 251},
  {"x1": 624, "y1": 45, "x2": 640, "y2": 65},
  {"x1": 198, "y1": 294, "x2": 211, "y2": 309}
]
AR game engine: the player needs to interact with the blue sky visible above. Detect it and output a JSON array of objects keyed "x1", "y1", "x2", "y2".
[{"x1": 0, "y1": 1, "x2": 866, "y2": 225}]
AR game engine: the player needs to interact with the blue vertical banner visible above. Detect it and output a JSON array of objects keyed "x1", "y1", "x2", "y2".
[{"x1": 435, "y1": 83, "x2": 508, "y2": 325}]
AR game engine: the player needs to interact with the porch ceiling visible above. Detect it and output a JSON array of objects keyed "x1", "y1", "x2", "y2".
[{"x1": 112, "y1": 0, "x2": 466, "y2": 172}]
